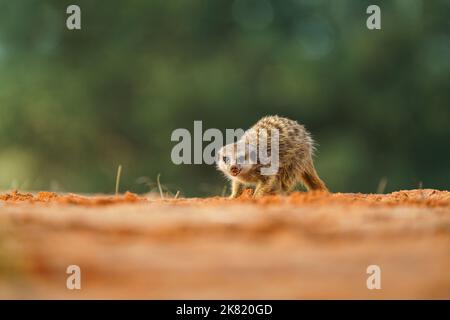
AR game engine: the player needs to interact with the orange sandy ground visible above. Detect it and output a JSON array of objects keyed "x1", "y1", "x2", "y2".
[{"x1": 0, "y1": 189, "x2": 449, "y2": 299}]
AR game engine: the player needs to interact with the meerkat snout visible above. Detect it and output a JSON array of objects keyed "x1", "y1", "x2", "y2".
[
  {"x1": 216, "y1": 142, "x2": 256, "y2": 178},
  {"x1": 230, "y1": 165, "x2": 240, "y2": 176}
]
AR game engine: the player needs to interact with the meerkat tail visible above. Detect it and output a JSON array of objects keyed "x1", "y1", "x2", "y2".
[{"x1": 300, "y1": 158, "x2": 328, "y2": 192}]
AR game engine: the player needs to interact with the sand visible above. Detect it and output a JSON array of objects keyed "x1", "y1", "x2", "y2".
[{"x1": 0, "y1": 189, "x2": 449, "y2": 299}]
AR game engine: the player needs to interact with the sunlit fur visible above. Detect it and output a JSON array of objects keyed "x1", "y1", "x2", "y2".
[{"x1": 216, "y1": 115, "x2": 328, "y2": 198}]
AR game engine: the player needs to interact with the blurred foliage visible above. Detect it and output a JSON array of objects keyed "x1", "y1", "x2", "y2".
[{"x1": 0, "y1": 0, "x2": 449, "y2": 196}]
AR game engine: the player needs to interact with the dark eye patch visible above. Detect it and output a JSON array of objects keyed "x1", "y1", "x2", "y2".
[{"x1": 222, "y1": 156, "x2": 230, "y2": 164}]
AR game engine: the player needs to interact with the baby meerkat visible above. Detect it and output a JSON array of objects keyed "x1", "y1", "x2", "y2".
[{"x1": 217, "y1": 115, "x2": 328, "y2": 198}]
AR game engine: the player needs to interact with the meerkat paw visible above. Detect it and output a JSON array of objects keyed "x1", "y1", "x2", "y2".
[
  {"x1": 253, "y1": 190, "x2": 277, "y2": 197},
  {"x1": 253, "y1": 186, "x2": 277, "y2": 197},
  {"x1": 253, "y1": 178, "x2": 281, "y2": 197},
  {"x1": 229, "y1": 181, "x2": 244, "y2": 199},
  {"x1": 252, "y1": 190, "x2": 265, "y2": 197}
]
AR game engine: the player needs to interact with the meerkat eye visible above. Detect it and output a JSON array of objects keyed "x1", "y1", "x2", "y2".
[{"x1": 222, "y1": 156, "x2": 230, "y2": 164}]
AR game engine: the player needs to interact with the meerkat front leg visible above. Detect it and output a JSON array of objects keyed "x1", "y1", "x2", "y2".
[
  {"x1": 229, "y1": 180, "x2": 244, "y2": 198},
  {"x1": 253, "y1": 176, "x2": 281, "y2": 197}
]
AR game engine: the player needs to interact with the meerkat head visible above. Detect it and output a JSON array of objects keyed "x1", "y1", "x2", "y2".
[{"x1": 216, "y1": 141, "x2": 258, "y2": 178}]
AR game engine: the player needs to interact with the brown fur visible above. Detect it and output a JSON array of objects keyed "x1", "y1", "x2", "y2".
[{"x1": 218, "y1": 115, "x2": 328, "y2": 198}]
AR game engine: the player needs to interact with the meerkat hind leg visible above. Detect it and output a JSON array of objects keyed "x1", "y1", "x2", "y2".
[
  {"x1": 281, "y1": 179, "x2": 296, "y2": 194},
  {"x1": 280, "y1": 168, "x2": 297, "y2": 194},
  {"x1": 300, "y1": 158, "x2": 328, "y2": 192}
]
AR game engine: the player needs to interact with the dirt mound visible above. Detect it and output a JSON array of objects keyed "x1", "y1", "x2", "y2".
[
  {"x1": 1, "y1": 188, "x2": 449, "y2": 207},
  {"x1": 0, "y1": 189, "x2": 449, "y2": 299},
  {"x1": 0, "y1": 190, "x2": 143, "y2": 205}
]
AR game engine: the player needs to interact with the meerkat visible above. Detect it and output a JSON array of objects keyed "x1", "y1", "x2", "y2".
[{"x1": 216, "y1": 115, "x2": 328, "y2": 198}]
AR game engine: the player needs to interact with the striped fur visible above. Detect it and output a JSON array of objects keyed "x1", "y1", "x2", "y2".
[{"x1": 217, "y1": 115, "x2": 328, "y2": 198}]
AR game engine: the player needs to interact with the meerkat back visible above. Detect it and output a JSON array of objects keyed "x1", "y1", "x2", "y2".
[{"x1": 248, "y1": 115, "x2": 328, "y2": 193}]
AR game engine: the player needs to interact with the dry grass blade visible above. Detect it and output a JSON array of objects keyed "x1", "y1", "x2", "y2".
[
  {"x1": 157, "y1": 174, "x2": 164, "y2": 199},
  {"x1": 376, "y1": 177, "x2": 387, "y2": 194},
  {"x1": 115, "y1": 165, "x2": 122, "y2": 196}
]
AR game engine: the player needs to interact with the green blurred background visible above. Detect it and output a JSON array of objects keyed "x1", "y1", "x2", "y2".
[{"x1": 0, "y1": 0, "x2": 449, "y2": 196}]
